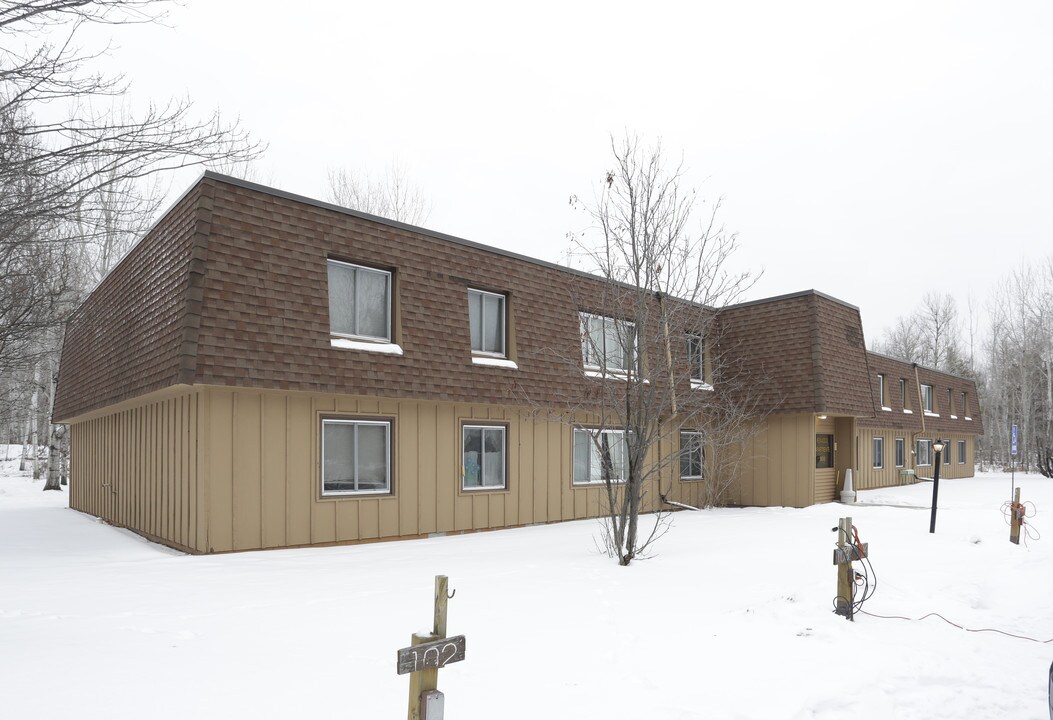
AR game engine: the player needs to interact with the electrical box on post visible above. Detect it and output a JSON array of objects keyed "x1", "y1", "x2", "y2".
[{"x1": 421, "y1": 690, "x2": 444, "y2": 720}]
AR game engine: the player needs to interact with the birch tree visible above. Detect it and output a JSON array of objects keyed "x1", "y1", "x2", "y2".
[{"x1": 3, "y1": 0, "x2": 262, "y2": 489}]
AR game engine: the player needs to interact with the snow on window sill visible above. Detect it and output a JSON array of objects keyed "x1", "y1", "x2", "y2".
[
  {"x1": 964, "y1": 416, "x2": 972, "y2": 421},
  {"x1": 582, "y1": 368, "x2": 648, "y2": 383},
  {"x1": 924, "y1": 411, "x2": 939, "y2": 418},
  {"x1": 472, "y1": 356, "x2": 518, "y2": 369},
  {"x1": 881, "y1": 406, "x2": 893, "y2": 412},
  {"x1": 950, "y1": 415, "x2": 958, "y2": 420},
  {"x1": 331, "y1": 337, "x2": 404, "y2": 355},
  {"x1": 691, "y1": 380, "x2": 715, "y2": 391},
  {"x1": 903, "y1": 409, "x2": 914, "y2": 414}
]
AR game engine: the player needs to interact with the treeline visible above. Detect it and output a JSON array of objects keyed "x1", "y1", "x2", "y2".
[
  {"x1": 873, "y1": 259, "x2": 1053, "y2": 476},
  {"x1": 1, "y1": 1, "x2": 258, "y2": 487}
]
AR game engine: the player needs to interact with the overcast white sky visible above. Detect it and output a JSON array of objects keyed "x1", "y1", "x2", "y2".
[{"x1": 82, "y1": 1, "x2": 1053, "y2": 341}]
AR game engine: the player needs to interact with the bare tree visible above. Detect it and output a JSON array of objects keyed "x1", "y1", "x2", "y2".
[
  {"x1": 566, "y1": 134, "x2": 759, "y2": 565},
  {"x1": 2, "y1": 0, "x2": 263, "y2": 490},
  {"x1": 326, "y1": 161, "x2": 431, "y2": 225}
]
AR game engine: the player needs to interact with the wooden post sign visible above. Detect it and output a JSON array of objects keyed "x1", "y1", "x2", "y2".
[
  {"x1": 400, "y1": 575, "x2": 465, "y2": 720},
  {"x1": 397, "y1": 635, "x2": 466, "y2": 675}
]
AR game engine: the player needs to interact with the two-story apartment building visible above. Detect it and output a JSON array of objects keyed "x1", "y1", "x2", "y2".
[{"x1": 53, "y1": 172, "x2": 983, "y2": 553}]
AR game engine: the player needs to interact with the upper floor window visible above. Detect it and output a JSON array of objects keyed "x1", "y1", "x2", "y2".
[
  {"x1": 327, "y1": 259, "x2": 391, "y2": 342},
  {"x1": 921, "y1": 384, "x2": 934, "y2": 413},
  {"x1": 961, "y1": 392, "x2": 969, "y2": 416},
  {"x1": 679, "y1": 431, "x2": 704, "y2": 480},
  {"x1": 462, "y1": 424, "x2": 507, "y2": 490},
  {"x1": 573, "y1": 428, "x2": 629, "y2": 485},
  {"x1": 947, "y1": 388, "x2": 953, "y2": 414},
  {"x1": 580, "y1": 313, "x2": 636, "y2": 374},
  {"x1": 900, "y1": 378, "x2": 909, "y2": 408},
  {"x1": 321, "y1": 418, "x2": 392, "y2": 496},
  {"x1": 686, "y1": 334, "x2": 705, "y2": 383},
  {"x1": 877, "y1": 374, "x2": 887, "y2": 407},
  {"x1": 467, "y1": 289, "x2": 506, "y2": 357}
]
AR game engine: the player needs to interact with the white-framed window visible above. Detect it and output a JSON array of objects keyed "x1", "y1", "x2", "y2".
[
  {"x1": 946, "y1": 389, "x2": 953, "y2": 415},
  {"x1": 573, "y1": 428, "x2": 629, "y2": 485},
  {"x1": 916, "y1": 438, "x2": 932, "y2": 467},
  {"x1": 686, "y1": 334, "x2": 704, "y2": 383},
  {"x1": 679, "y1": 431, "x2": 704, "y2": 480},
  {"x1": 321, "y1": 418, "x2": 392, "y2": 496},
  {"x1": 580, "y1": 313, "x2": 636, "y2": 374},
  {"x1": 872, "y1": 436, "x2": 884, "y2": 469},
  {"x1": 462, "y1": 424, "x2": 507, "y2": 490},
  {"x1": 895, "y1": 437, "x2": 905, "y2": 468},
  {"x1": 958, "y1": 440, "x2": 966, "y2": 464},
  {"x1": 877, "y1": 374, "x2": 886, "y2": 406},
  {"x1": 467, "y1": 289, "x2": 506, "y2": 357},
  {"x1": 921, "y1": 384, "x2": 933, "y2": 413},
  {"x1": 327, "y1": 259, "x2": 392, "y2": 342}
]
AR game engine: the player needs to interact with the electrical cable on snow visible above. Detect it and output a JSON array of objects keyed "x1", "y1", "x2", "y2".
[{"x1": 832, "y1": 523, "x2": 1052, "y2": 644}]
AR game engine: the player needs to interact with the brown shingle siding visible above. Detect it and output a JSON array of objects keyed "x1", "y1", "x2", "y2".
[
  {"x1": 54, "y1": 186, "x2": 207, "y2": 421},
  {"x1": 56, "y1": 174, "x2": 984, "y2": 435}
]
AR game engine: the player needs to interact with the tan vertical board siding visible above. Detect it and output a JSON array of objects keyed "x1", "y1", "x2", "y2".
[
  {"x1": 261, "y1": 394, "x2": 287, "y2": 548},
  {"x1": 814, "y1": 416, "x2": 837, "y2": 504},
  {"x1": 284, "y1": 394, "x2": 311, "y2": 546},
  {"x1": 435, "y1": 404, "x2": 457, "y2": 531},
  {"x1": 67, "y1": 388, "x2": 201, "y2": 553},
  {"x1": 416, "y1": 403, "x2": 438, "y2": 535},
  {"x1": 519, "y1": 417, "x2": 536, "y2": 524},
  {"x1": 207, "y1": 389, "x2": 234, "y2": 552}
]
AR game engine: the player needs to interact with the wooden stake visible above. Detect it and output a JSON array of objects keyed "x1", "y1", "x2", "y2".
[
  {"x1": 407, "y1": 575, "x2": 451, "y2": 720},
  {"x1": 835, "y1": 517, "x2": 854, "y2": 620},
  {"x1": 1010, "y1": 487, "x2": 1022, "y2": 545}
]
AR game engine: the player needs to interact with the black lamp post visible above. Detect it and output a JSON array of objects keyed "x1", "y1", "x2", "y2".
[{"x1": 929, "y1": 438, "x2": 945, "y2": 533}]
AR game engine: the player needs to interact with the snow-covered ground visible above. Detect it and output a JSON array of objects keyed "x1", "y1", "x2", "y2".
[{"x1": 2, "y1": 449, "x2": 1051, "y2": 719}]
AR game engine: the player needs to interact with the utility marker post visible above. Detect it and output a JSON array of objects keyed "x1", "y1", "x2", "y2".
[
  {"x1": 833, "y1": 516, "x2": 864, "y2": 620},
  {"x1": 1010, "y1": 487, "x2": 1023, "y2": 545},
  {"x1": 399, "y1": 575, "x2": 465, "y2": 720}
]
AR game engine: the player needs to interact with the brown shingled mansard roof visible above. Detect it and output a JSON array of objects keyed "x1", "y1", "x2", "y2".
[{"x1": 53, "y1": 172, "x2": 983, "y2": 429}]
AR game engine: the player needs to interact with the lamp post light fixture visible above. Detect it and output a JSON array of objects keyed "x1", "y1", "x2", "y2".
[{"x1": 929, "y1": 438, "x2": 946, "y2": 533}]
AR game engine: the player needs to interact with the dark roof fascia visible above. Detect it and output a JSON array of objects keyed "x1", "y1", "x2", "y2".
[
  {"x1": 865, "y1": 350, "x2": 977, "y2": 383},
  {"x1": 721, "y1": 288, "x2": 860, "y2": 314}
]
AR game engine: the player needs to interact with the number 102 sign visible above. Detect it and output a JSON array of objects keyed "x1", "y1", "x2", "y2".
[{"x1": 397, "y1": 635, "x2": 466, "y2": 675}]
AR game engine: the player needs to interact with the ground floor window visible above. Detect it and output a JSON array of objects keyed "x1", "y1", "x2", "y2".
[
  {"x1": 895, "y1": 437, "x2": 905, "y2": 468},
  {"x1": 872, "y1": 437, "x2": 884, "y2": 469},
  {"x1": 916, "y1": 439, "x2": 932, "y2": 467},
  {"x1": 958, "y1": 439, "x2": 966, "y2": 464},
  {"x1": 573, "y1": 428, "x2": 629, "y2": 485},
  {"x1": 322, "y1": 419, "x2": 391, "y2": 495},
  {"x1": 462, "y1": 425, "x2": 507, "y2": 490},
  {"x1": 679, "y1": 431, "x2": 704, "y2": 480}
]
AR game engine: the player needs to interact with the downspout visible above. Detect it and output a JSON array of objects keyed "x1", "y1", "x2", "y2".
[{"x1": 914, "y1": 363, "x2": 926, "y2": 436}]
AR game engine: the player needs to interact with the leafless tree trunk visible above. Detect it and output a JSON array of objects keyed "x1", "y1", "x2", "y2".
[{"x1": 565, "y1": 133, "x2": 761, "y2": 566}]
